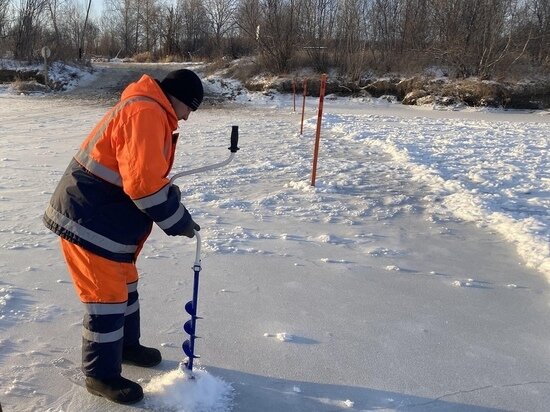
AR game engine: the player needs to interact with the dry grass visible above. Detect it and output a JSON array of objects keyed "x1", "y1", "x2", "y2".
[
  {"x1": 160, "y1": 55, "x2": 180, "y2": 63},
  {"x1": 204, "y1": 57, "x2": 264, "y2": 84},
  {"x1": 132, "y1": 52, "x2": 154, "y2": 63},
  {"x1": 10, "y1": 79, "x2": 49, "y2": 94}
]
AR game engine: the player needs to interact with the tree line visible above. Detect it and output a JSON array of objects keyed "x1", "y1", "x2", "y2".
[{"x1": 1, "y1": 0, "x2": 549, "y2": 79}]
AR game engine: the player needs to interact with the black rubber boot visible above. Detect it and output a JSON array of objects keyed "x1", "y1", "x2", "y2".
[
  {"x1": 122, "y1": 344, "x2": 162, "y2": 367},
  {"x1": 85, "y1": 376, "x2": 143, "y2": 404}
]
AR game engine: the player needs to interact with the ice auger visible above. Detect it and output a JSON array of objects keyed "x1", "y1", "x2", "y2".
[{"x1": 169, "y1": 126, "x2": 240, "y2": 376}]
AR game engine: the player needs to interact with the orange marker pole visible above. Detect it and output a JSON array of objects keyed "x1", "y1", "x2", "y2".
[
  {"x1": 311, "y1": 74, "x2": 327, "y2": 187},
  {"x1": 292, "y1": 79, "x2": 296, "y2": 112},
  {"x1": 300, "y1": 78, "x2": 308, "y2": 135}
]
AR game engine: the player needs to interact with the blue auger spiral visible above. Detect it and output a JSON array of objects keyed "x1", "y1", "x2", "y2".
[{"x1": 182, "y1": 248, "x2": 202, "y2": 373}]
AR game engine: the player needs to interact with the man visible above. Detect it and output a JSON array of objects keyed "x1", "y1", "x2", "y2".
[{"x1": 43, "y1": 69, "x2": 204, "y2": 404}]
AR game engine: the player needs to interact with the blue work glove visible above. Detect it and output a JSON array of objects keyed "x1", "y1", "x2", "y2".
[
  {"x1": 181, "y1": 219, "x2": 201, "y2": 238},
  {"x1": 171, "y1": 184, "x2": 182, "y2": 202}
]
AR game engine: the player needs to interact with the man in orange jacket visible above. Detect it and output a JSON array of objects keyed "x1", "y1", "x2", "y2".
[{"x1": 44, "y1": 69, "x2": 204, "y2": 404}]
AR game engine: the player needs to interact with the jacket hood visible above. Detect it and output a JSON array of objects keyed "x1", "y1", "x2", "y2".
[{"x1": 121, "y1": 74, "x2": 178, "y2": 129}]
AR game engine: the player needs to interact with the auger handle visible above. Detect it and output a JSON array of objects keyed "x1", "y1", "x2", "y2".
[
  {"x1": 170, "y1": 125, "x2": 239, "y2": 184},
  {"x1": 194, "y1": 230, "x2": 202, "y2": 267},
  {"x1": 229, "y1": 125, "x2": 239, "y2": 153}
]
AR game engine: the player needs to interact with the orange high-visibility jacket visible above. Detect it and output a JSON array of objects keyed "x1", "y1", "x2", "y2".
[{"x1": 44, "y1": 75, "x2": 192, "y2": 262}]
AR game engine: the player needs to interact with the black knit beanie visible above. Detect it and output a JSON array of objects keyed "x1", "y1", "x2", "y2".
[{"x1": 160, "y1": 69, "x2": 204, "y2": 111}]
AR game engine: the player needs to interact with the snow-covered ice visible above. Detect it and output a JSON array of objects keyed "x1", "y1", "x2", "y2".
[
  {"x1": 311, "y1": 109, "x2": 549, "y2": 278},
  {"x1": 1, "y1": 66, "x2": 550, "y2": 411}
]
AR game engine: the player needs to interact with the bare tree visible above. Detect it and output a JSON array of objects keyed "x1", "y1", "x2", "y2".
[
  {"x1": 45, "y1": 0, "x2": 62, "y2": 53},
  {"x1": 399, "y1": 0, "x2": 430, "y2": 52},
  {"x1": 235, "y1": 0, "x2": 260, "y2": 49},
  {"x1": 370, "y1": 0, "x2": 402, "y2": 67},
  {"x1": 177, "y1": 0, "x2": 208, "y2": 58},
  {"x1": 334, "y1": 0, "x2": 368, "y2": 78},
  {"x1": 103, "y1": 0, "x2": 138, "y2": 56},
  {"x1": 299, "y1": 0, "x2": 338, "y2": 71},
  {"x1": 203, "y1": 0, "x2": 237, "y2": 54},
  {"x1": 255, "y1": 0, "x2": 301, "y2": 72},
  {"x1": 160, "y1": 4, "x2": 181, "y2": 57},
  {"x1": 530, "y1": 0, "x2": 550, "y2": 64},
  {"x1": 0, "y1": 0, "x2": 11, "y2": 39},
  {"x1": 473, "y1": 0, "x2": 517, "y2": 78},
  {"x1": 139, "y1": 0, "x2": 161, "y2": 55},
  {"x1": 426, "y1": 0, "x2": 520, "y2": 77},
  {"x1": 14, "y1": 0, "x2": 47, "y2": 61},
  {"x1": 96, "y1": 13, "x2": 120, "y2": 57}
]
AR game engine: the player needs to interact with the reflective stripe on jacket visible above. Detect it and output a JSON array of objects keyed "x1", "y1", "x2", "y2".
[{"x1": 43, "y1": 75, "x2": 192, "y2": 262}]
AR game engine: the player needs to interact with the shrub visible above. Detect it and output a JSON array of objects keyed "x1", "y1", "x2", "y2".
[{"x1": 133, "y1": 52, "x2": 153, "y2": 63}]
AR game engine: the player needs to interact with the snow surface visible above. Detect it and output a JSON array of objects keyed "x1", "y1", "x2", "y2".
[{"x1": 1, "y1": 65, "x2": 550, "y2": 411}]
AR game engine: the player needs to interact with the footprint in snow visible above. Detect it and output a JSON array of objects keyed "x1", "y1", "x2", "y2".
[
  {"x1": 451, "y1": 279, "x2": 491, "y2": 289},
  {"x1": 321, "y1": 258, "x2": 351, "y2": 264},
  {"x1": 264, "y1": 332, "x2": 293, "y2": 342},
  {"x1": 263, "y1": 333, "x2": 320, "y2": 344}
]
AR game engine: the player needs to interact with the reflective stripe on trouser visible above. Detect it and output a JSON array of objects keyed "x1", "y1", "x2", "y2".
[{"x1": 60, "y1": 238, "x2": 140, "y2": 378}]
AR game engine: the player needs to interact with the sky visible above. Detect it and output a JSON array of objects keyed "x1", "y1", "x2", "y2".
[{"x1": 0, "y1": 63, "x2": 549, "y2": 411}]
